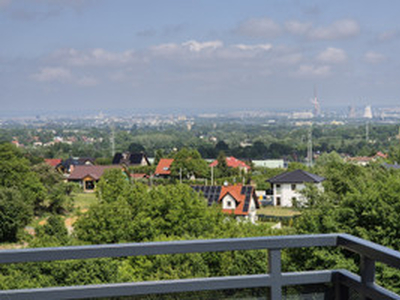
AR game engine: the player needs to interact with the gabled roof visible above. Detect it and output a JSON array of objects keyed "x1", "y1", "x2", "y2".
[
  {"x1": 44, "y1": 158, "x2": 62, "y2": 167},
  {"x1": 155, "y1": 158, "x2": 174, "y2": 176},
  {"x1": 58, "y1": 157, "x2": 95, "y2": 169},
  {"x1": 191, "y1": 185, "x2": 259, "y2": 216},
  {"x1": 267, "y1": 169, "x2": 325, "y2": 184},
  {"x1": 209, "y1": 156, "x2": 251, "y2": 170},
  {"x1": 112, "y1": 152, "x2": 150, "y2": 166},
  {"x1": 68, "y1": 165, "x2": 122, "y2": 181}
]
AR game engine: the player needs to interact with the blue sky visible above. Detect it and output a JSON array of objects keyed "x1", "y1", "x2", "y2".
[{"x1": 1, "y1": 0, "x2": 400, "y2": 114}]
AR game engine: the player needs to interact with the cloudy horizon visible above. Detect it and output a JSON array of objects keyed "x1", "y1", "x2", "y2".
[{"x1": 1, "y1": 0, "x2": 400, "y2": 114}]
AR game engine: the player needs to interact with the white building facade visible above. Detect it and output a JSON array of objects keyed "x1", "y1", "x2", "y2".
[{"x1": 267, "y1": 169, "x2": 325, "y2": 207}]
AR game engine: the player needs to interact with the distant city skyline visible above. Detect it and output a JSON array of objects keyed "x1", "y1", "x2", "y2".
[{"x1": 1, "y1": 0, "x2": 400, "y2": 113}]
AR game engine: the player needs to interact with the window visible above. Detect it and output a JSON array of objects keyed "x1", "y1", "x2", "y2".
[
  {"x1": 227, "y1": 200, "x2": 232, "y2": 208},
  {"x1": 291, "y1": 184, "x2": 296, "y2": 190},
  {"x1": 276, "y1": 197, "x2": 281, "y2": 206},
  {"x1": 276, "y1": 184, "x2": 281, "y2": 189}
]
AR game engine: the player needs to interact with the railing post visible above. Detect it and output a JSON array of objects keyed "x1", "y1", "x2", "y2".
[
  {"x1": 268, "y1": 249, "x2": 282, "y2": 300},
  {"x1": 334, "y1": 273, "x2": 349, "y2": 300},
  {"x1": 360, "y1": 255, "x2": 375, "y2": 300}
]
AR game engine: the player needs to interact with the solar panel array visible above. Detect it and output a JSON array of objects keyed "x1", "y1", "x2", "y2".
[
  {"x1": 241, "y1": 186, "x2": 253, "y2": 213},
  {"x1": 191, "y1": 186, "x2": 222, "y2": 206},
  {"x1": 192, "y1": 185, "x2": 253, "y2": 212}
]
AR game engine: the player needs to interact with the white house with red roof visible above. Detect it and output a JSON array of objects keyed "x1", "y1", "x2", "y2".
[
  {"x1": 191, "y1": 185, "x2": 259, "y2": 223},
  {"x1": 209, "y1": 156, "x2": 251, "y2": 173}
]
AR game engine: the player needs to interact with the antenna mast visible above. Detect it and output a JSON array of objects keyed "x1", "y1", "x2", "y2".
[
  {"x1": 307, "y1": 125, "x2": 313, "y2": 167},
  {"x1": 110, "y1": 123, "x2": 115, "y2": 157}
]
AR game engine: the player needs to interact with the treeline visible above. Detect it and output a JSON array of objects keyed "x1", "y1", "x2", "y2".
[{"x1": 3, "y1": 122, "x2": 400, "y2": 161}]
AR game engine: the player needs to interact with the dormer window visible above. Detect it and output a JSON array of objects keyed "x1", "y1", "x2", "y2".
[{"x1": 163, "y1": 167, "x2": 169, "y2": 171}]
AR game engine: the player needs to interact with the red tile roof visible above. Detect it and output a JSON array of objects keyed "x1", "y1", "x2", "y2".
[
  {"x1": 68, "y1": 165, "x2": 122, "y2": 181},
  {"x1": 191, "y1": 185, "x2": 259, "y2": 216},
  {"x1": 44, "y1": 158, "x2": 62, "y2": 167},
  {"x1": 209, "y1": 156, "x2": 251, "y2": 170},
  {"x1": 155, "y1": 158, "x2": 174, "y2": 176},
  {"x1": 219, "y1": 185, "x2": 252, "y2": 216},
  {"x1": 130, "y1": 173, "x2": 149, "y2": 179}
]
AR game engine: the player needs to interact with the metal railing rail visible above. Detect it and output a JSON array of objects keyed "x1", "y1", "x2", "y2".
[{"x1": 0, "y1": 233, "x2": 399, "y2": 300}]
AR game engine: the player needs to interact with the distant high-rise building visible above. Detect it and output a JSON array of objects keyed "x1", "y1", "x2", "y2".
[
  {"x1": 311, "y1": 86, "x2": 321, "y2": 117},
  {"x1": 348, "y1": 106, "x2": 356, "y2": 118},
  {"x1": 364, "y1": 105, "x2": 373, "y2": 119}
]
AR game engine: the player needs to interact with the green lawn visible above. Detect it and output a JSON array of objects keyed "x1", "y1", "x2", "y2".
[
  {"x1": 73, "y1": 192, "x2": 97, "y2": 211},
  {"x1": 257, "y1": 206, "x2": 301, "y2": 217}
]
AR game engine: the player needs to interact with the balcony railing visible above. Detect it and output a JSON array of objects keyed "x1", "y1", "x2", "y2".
[{"x1": 0, "y1": 233, "x2": 400, "y2": 299}]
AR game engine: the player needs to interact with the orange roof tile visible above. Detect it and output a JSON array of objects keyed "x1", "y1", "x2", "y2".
[
  {"x1": 155, "y1": 158, "x2": 174, "y2": 175},
  {"x1": 44, "y1": 158, "x2": 62, "y2": 167},
  {"x1": 209, "y1": 156, "x2": 250, "y2": 170}
]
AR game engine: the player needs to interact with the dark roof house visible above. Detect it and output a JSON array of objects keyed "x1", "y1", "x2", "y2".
[
  {"x1": 112, "y1": 152, "x2": 150, "y2": 166},
  {"x1": 267, "y1": 169, "x2": 325, "y2": 184}
]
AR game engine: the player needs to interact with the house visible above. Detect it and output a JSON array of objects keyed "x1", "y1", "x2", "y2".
[
  {"x1": 191, "y1": 185, "x2": 260, "y2": 223},
  {"x1": 209, "y1": 156, "x2": 251, "y2": 173},
  {"x1": 252, "y1": 159, "x2": 286, "y2": 169},
  {"x1": 154, "y1": 158, "x2": 174, "y2": 177},
  {"x1": 130, "y1": 173, "x2": 149, "y2": 179},
  {"x1": 68, "y1": 165, "x2": 128, "y2": 192},
  {"x1": 44, "y1": 158, "x2": 62, "y2": 168},
  {"x1": 345, "y1": 152, "x2": 388, "y2": 166},
  {"x1": 56, "y1": 157, "x2": 95, "y2": 175},
  {"x1": 112, "y1": 152, "x2": 150, "y2": 166},
  {"x1": 266, "y1": 169, "x2": 325, "y2": 207}
]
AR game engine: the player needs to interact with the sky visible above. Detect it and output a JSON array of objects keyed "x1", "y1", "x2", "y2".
[{"x1": 1, "y1": 0, "x2": 400, "y2": 115}]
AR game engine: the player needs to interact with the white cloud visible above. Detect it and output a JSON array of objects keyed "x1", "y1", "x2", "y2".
[
  {"x1": 236, "y1": 17, "x2": 282, "y2": 38},
  {"x1": 31, "y1": 67, "x2": 71, "y2": 82},
  {"x1": 285, "y1": 21, "x2": 312, "y2": 35},
  {"x1": 308, "y1": 19, "x2": 360, "y2": 40},
  {"x1": 293, "y1": 64, "x2": 331, "y2": 77},
  {"x1": 77, "y1": 76, "x2": 98, "y2": 86},
  {"x1": 364, "y1": 51, "x2": 386, "y2": 64},
  {"x1": 317, "y1": 47, "x2": 347, "y2": 64},
  {"x1": 150, "y1": 40, "x2": 223, "y2": 56},
  {"x1": 181, "y1": 40, "x2": 223, "y2": 52},
  {"x1": 234, "y1": 44, "x2": 272, "y2": 51}
]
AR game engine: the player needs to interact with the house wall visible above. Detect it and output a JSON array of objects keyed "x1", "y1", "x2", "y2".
[
  {"x1": 273, "y1": 182, "x2": 323, "y2": 207},
  {"x1": 221, "y1": 194, "x2": 236, "y2": 210}
]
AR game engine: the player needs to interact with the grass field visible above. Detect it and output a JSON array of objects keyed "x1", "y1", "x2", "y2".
[
  {"x1": 257, "y1": 206, "x2": 301, "y2": 217},
  {"x1": 73, "y1": 192, "x2": 97, "y2": 211}
]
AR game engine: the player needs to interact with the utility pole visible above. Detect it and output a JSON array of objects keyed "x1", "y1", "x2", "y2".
[
  {"x1": 366, "y1": 122, "x2": 369, "y2": 142},
  {"x1": 211, "y1": 166, "x2": 214, "y2": 186},
  {"x1": 110, "y1": 123, "x2": 115, "y2": 158},
  {"x1": 307, "y1": 125, "x2": 313, "y2": 167},
  {"x1": 179, "y1": 168, "x2": 182, "y2": 184}
]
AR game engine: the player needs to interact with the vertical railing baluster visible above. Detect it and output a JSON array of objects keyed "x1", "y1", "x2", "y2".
[
  {"x1": 360, "y1": 255, "x2": 375, "y2": 300},
  {"x1": 268, "y1": 249, "x2": 282, "y2": 300}
]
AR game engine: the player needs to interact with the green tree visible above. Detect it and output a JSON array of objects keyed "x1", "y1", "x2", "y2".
[
  {"x1": 170, "y1": 148, "x2": 209, "y2": 179},
  {"x1": 96, "y1": 168, "x2": 130, "y2": 203},
  {"x1": 0, "y1": 187, "x2": 32, "y2": 242}
]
